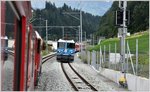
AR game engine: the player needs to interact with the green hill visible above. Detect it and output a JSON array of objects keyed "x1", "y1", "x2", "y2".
[
  {"x1": 32, "y1": 2, "x2": 100, "y2": 41},
  {"x1": 88, "y1": 30, "x2": 149, "y2": 64},
  {"x1": 95, "y1": 1, "x2": 149, "y2": 38},
  {"x1": 90, "y1": 30, "x2": 148, "y2": 53},
  {"x1": 88, "y1": 30, "x2": 149, "y2": 78}
]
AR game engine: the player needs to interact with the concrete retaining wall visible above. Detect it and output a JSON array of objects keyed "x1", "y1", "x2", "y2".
[{"x1": 99, "y1": 68, "x2": 149, "y2": 91}]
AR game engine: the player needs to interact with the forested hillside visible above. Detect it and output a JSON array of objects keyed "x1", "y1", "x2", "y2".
[
  {"x1": 32, "y1": 1, "x2": 100, "y2": 41},
  {"x1": 96, "y1": 1, "x2": 149, "y2": 38}
]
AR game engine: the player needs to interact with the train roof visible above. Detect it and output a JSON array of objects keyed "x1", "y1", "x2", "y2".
[
  {"x1": 58, "y1": 39, "x2": 75, "y2": 43},
  {"x1": 35, "y1": 31, "x2": 42, "y2": 39},
  {"x1": 35, "y1": 31, "x2": 44, "y2": 46}
]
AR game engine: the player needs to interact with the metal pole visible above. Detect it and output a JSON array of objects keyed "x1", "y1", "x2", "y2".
[
  {"x1": 127, "y1": 42, "x2": 135, "y2": 75},
  {"x1": 88, "y1": 51, "x2": 90, "y2": 65},
  {"x1": 62, "y1": 26, "x2": 64, "y2": 39},
  {"x1": 127, "y1": 40, "x2": 129, "y2": 73},
  {"x1": 115, "y1": 42, "x2": 117, "y2": 83},
  {"x1": 97, "y1": 51, "x2": 98, "y2": 69},
  {"x1": 76, "y1": 30, "x2": 78, "y2": 41},
  {"x1": 80, "y1": 10, "x2": 82, "y2": 53},
  {"x1": 79, "y1": 26, "x2": 80, "y2": 43},
  {"x1": 93, "y1": 34, "x2": 94, "y2": 46},
  {"x1": 104, "y1": 45, "x2": 106, "y2": 62},
  {"x1": 100, "y1": 46, "x2": 101, "y2": 68},
  {"x1": 123, "y1": 0, "x2": 127, "y2": 77},
  {"x1": 78, "y1": 26, "x2": 81, "y2": 52},
  {"x1": 109, "y1": 44, "x2": 110, "y2": 68},
  {"x1": 136, "y1": 39, "x2": 138, "y2": 91},
  {"x1": 40, "y1": 15, "x2": 41, "y2": 35},
  {"x1": 136, "y1": 39, "x2": 138, "y2": 75},
  {"x1": 46, "y1": 20, "x2": 48, "y2": 53},
  {"x1": 85, "y1": 32, "x2": 86, "y2": 41},
  {"x1": 115, "y1": 43, "x2": 117, "y2": 70}
]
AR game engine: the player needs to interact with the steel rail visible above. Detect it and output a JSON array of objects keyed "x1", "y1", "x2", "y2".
[
  {"x1": 42, "y1": 54, "x2": 56, "y2": 64},
  {"x1": 61, "y1": 63, "x2": 78, "y2": 91},
  {"x1": 61, "y1": 62, "x2": 98, "y2": 91},
  {"x1": 7, "y1": 50, "x2": 14, "y2": 56},
  {"x1": 68, "y1": 63, "x2": 98, "y2": 91}
]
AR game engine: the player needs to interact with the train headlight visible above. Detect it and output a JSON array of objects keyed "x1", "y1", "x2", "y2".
[
  {"x1": 57, "y1": 50, "x2": 61, "y2": 53},
  {"x1": 70, "y1": 51, "x2": 75, "y2": 54}
]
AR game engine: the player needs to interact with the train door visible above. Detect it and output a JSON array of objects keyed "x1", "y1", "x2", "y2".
[
  {"x1": 1, "y1": 1, "x2": 32, "y2": 91},
  {"x1": 1, "y1": 1, "x2": 17, "y2": 91}
]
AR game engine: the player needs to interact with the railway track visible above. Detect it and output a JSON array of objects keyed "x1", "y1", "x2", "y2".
[
  {"x1": 42, "y1": 53, "x2": 56, "y2": 64},
  {"x1": 7, "y1": 50, "x2": 14, "y2": 56},
  {"x1": 6, "y1": 50, "x2": 55, "y2": 64},
  {"x1": 61, "y1": 62, "x2": 98, "y2": 91}
]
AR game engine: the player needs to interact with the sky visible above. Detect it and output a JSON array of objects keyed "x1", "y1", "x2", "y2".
[{"x1": 31, "y1": 0, "x2": 113, "y2": 16}]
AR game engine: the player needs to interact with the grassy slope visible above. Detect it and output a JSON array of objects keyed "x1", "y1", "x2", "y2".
[
  {"x1": 89, "y1": 30, "x2": 149, "y2": 54},
  {"x1": 88, "y1": 30, "x2": 149, "y2": 64}
]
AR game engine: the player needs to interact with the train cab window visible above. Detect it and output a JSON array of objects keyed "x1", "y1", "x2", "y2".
[
  {"x1": 1, "y1": 2, "x2": 16, "y2": 91},
  {"x1": 67, "y1": 43, "x2": 75, "y2": 49},
  {"x1": 57, "y1": 42, "x2": 65, "y2": 48}
]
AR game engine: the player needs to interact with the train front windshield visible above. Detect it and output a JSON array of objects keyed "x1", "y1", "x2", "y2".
[
  {"x1": 67, "y1": 43, "x2": 75, "y2": 49},
  {"x1": 58, "y1": 42, "x2": 65, "y2": 48}
]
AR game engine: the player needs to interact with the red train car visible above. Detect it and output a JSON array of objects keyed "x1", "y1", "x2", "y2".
[
  {"x1": 75, "y1": 43, "x2": 80, "y2": 52},
  {"x1": 75, "y1": 42, "x2": 86, "y2": 52},
  {"x1": 1, "y1": 1, "x2": 43, "y2": 91},
  {"x1": 33, "y1": 31, "x2": 43, "y2": 86}
]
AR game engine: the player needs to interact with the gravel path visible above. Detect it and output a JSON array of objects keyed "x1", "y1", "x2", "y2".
[
  {"x1": 2, "y1": 53, "x2": 127, "y2": 91},
  {"x1": 2, "y1": 55, "x2": 14, "y2": 91},
  {"x1": 35, "y1": 53, "x2": 127, "y2": 91},
  {"x1": 35, "y1": 57, "x2": 72, "y2": 91},
  {"x1": 71, "y1": 54, "x2": 128, "y2": 91}
]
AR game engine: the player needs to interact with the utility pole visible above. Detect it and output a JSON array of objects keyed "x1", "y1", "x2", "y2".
[
  {"x1": 78, "y1": 26, "x2": 81, "y2": 51},
  {"x1": 62, "y1": 26, "x2": 64, "y2": 39},
  {"x1": 80, "y1": 10, "x2": 83, "y2": 52},
  {"x1": 122, "y1": 1, "x2": 127, "y2": 76},
  {"x1": 117, "y1": 0, "x2": 128, "y2": 88},
  {"x1": 123, "y1": 0, "x2": 127, "y2": 88},
  {"x1": 78, "y1": 26, "x2": 80, "y2": 43},
  {"x1": 76, "y1": 29, "x2": 78, "y2": 42},
  {"x1": 40, "y1": 15, "x2": 42, "y2": 35},
  {"x1": 46, "y1": 20, "x2": 48, "y2": 53},
  {"x1": 85, "y1": 32, "x2": 86, "y2": 41},
  {"x1": 93, "y1": 34, "x2": 94, "y2": 46}
]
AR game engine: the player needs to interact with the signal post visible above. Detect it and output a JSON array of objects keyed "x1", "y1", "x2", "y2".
[{"x1": 116, "y1": 0, "x2": 129, "y2": 88}]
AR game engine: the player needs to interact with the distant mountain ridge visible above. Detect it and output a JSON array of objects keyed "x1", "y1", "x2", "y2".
[{"x1": 32, "y1": 1, "x2": 100, "y2": 41}]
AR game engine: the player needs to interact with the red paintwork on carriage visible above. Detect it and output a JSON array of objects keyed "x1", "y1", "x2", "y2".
[
  {"x1": 12, "y1": 2, "x2": 32, "y2": 91},
  {"x1": 75, "y1": 43, "x2": 86, "y2": 52},
  {"x1": 34, "y1": 31, "x2": 42, "y2": 86},
  {"x1": 75, "y1": 43, "x2": 80, "y2": 52},
  {"x1": 1, "y1": 1, "x2": 43, "y2": 91}
]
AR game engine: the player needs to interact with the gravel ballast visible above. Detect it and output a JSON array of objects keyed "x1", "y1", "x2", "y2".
[
  {"x1": 35, "y1": 57, "x2": 72, "y2": 91},
  {"x1": 35, "y1": 54, "x2": 127, "y2": 91},
  {"x1": 71, "y1": 54, "x2": 127, "y2": 91}
]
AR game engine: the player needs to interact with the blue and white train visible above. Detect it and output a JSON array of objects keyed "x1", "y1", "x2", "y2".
[{"x1": 56, "y1": 39, "x2": 76, "y2": 62}]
